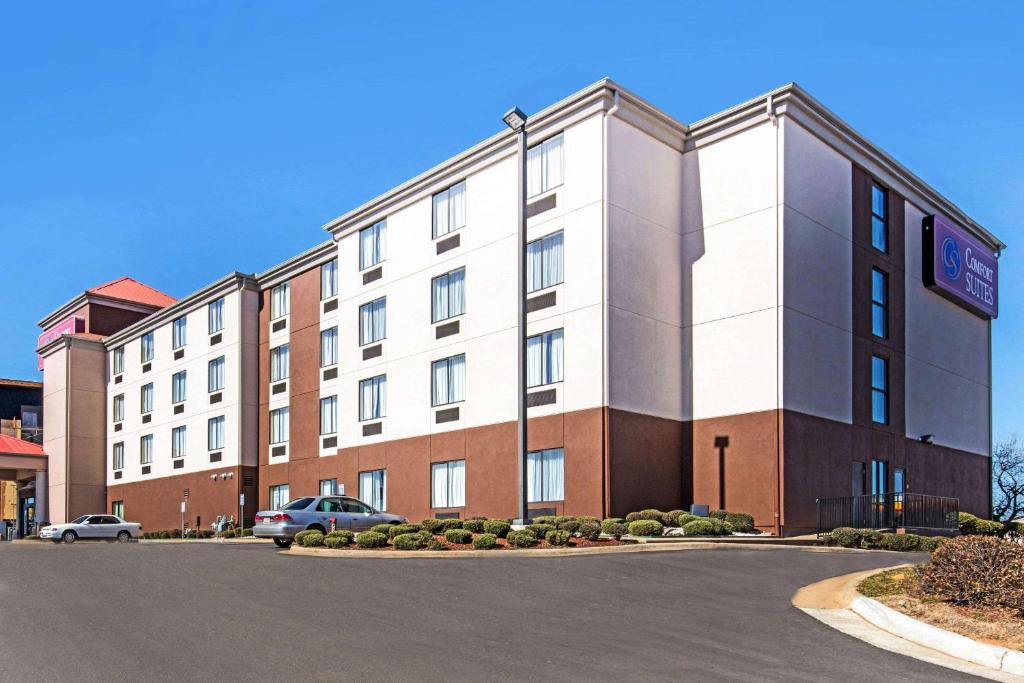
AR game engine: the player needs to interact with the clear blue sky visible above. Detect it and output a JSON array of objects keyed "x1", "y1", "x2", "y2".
[{"x1": 1, "y1": 2, "x2": 1021, "y2": 439}]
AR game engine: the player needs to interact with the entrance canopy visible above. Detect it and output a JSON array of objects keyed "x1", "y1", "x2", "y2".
[{"x1": 0, "y1": 434, "x2": 46, "y2": 480}]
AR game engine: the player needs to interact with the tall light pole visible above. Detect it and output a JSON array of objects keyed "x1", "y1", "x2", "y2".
[{"x1": 503, "y1": 106, "x2": 530, "y2": 525}]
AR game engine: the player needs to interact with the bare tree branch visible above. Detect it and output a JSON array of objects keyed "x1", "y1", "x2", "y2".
[{"x1": 992, "y1": 434, "x2": 1024, "y2": 522}]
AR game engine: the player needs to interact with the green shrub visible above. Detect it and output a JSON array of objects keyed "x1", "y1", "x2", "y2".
[
  {"x1": 830, "y1": 527, "x2": 861, "y2": 548},
  {"x1": 473, "y1": 533, "x2": 498, "y2": 549},
  {"x1": 546, "y1": 530, "x2": 571, "y2": 546},
  {"x1": 325, "y1": 535, "x2": 350, "y2": 549},
  {"x1": 676, "y1": 513, "x2": 699, "y2": 527},
  {"x1": 662, "y1": 510, "x2": 686, "y2": 527},
  {"x1": 918, "y1": 536, "x2": 946, "y2": 552},
  {"x1": 426, "y1": 538, "x2": 447, "y2": 551},
  {"x1": 878, "y1": 533, "x2": 922, "y2": 552},
  {"x1": 463, "y1": 519, "x2": 485, "y2": 533},
  {"x1": 440, "y1": 519, "x2": 464, "y2": 531},
  {"x1": 483, "y1": 519, "x2": 511, "y2": 538},
  {"x1": 712, "y1": 519, "x2": 733, "y2": 535},
  {"x1": 293, "y1": 530, "x2": 314, "y2": 545},
  {"x1": 223, "y1": 529, "x2": 237, "y2": 539},
  {"x1": 723, "y1": 512, "x2": 755, "y2": 533},
  {"x1": 239, "y1": 528, "x2": 253, "y2": 537},
  {"x1": 628, "y1": 520, "x2": 664, "y2": 537},
  {"x1": 526, "y1": 524, "x2": 555, "y2": 539},
  {"x1": 601, "y1": 518, "x2": 625, "y2": 533},
  {"x1": 387, "y1": 524, "x2": 422, "y2": 539},
  {"x1": 420, "y1": 519, "x2": 445, "y2": 534},
  {"x1": 858, "y1": 529, "x2": 884, "y2": 549},
  {"x1": 415, "y1": 530, "x2": 434, "y2": 543},
  {"x1": 918, "y1": 535, "x2": 1024, "y2": 611},
  {"x1": 557, "y1": 520, "x2": 581, "y2": 534},
  {"x1": 355, "y1": 531, "x2": 388, "y2": 549},
  {"x1": 533, "y1": 515, "x2": 559, "y2": 525},
  {"x1": 393, "y1": 533, "x2": 427, "y2": 551},
  {"x1": 605, "y1": 522, "x2": 627, "y2": 540},
  {"x1": 444, "y1": 529, "x2": 472, "y2": 544},
  {"x1": 576, "y1": 516, "x2": 600, "y2": 524},
  {"x1": 326, "y1": 529, "x2": 354, "y2": 543},
  {"x1": 506, "y1": 530, "x2": 537, "y2": 548},
  {"x1": 958, "y1": 512, "x2": 1004, "y2": 536},
  {"x1": 300, "y1": 531, "x2": 325, "y2": 547},
  {"x1": 624, "y1": 512, "x2": 641, "y2": 523},
  {"x1": 682, "y1": 519, "x2": 717, "y2": 536},
  {"x1": 370, "y1": 524, "x2": 395, "y2": 536},
  {"x1": 577, "y1": 521, "x2": 602, "y2": 541}
]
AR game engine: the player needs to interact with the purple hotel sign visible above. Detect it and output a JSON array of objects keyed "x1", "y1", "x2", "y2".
[{"x1": 923, "y1": 215, "x2": 998, "y2": 319}]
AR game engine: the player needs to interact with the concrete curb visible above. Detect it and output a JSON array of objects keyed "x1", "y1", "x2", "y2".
[{"x1": 851, "y1": 596, "x2": 1024, "y2": 677}]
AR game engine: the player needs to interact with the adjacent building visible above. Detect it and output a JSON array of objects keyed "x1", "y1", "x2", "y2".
[{"x1": 31, "y1": 79, "x2": 1002, "y2": 536}]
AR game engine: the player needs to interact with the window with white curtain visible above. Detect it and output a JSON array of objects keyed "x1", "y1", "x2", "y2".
[
  {"x1": 320, "y1": 395, "x2": 337, "y2": 435},
  {"x1": 321, "y1": 258, "x2": 338, "y2": 300},
  {"x1": 141, "y1": 332, "x2": 155, "y2": 362},
  {"x1": 208, "y1": 416, "x2": 225, "y2": 450},
  {"x1": 526, "y1": 329, "x2": 564, "y2": 387},
  {"x1": 320, "y1": 327, "x2": 338, "y2": 367},
  {"x1": 359, "y1": 220, "x2": 386, "y2": 270},
  {"x1": 527, "y1": 448, "x2": 565, "y2": 502},
  {"x1": 431, "y1": 460, "x2": 465, "y2": 508},
  {"x1": 113, "y1": 347, "x2": 124, "y2": 375},
  {"x1": 171, "y1": 370, "x2": 187, "y2": 404},
  {"x1": 171, "y1": 426, "x2": 187, "y2": 458},
  {"x1": 208, "y1": 356, "x2": 225, "y2": 392},
  {"x1": 319, "y1": 479, "x2": 337, "y2": 496},
  {"x1": 270, "y1": 407, "x2": 289, "y2": 444},
  {"x1": 172, "y1": 317, "x2": 187, "y2": 349},
  {"x1": 527, "y1": 134, "x2": 564, "y2": 198},
  {"x1": 270, "y1": 484, "x2": 290, "y2": 510},
  {"x1": 112, "y1": 442, "x2": 124, "y2": 470},
  {"x1": 208, "y1": 297, "x2": 225, "y2": 334},
  {"x1": 270, "y1": 283, "x2": 290, "y2": 320},
  {"x1": 360, "y1": 469, "x2": 386, "y2": 510},
  {"x1": 359, "y1": 298, "x2": 386, "y2": 345},
  {"x1": 140, "y1": 434, "x2": 153, "y2": 465},
  {"x1": 359, "y1": 375, "x2": 386, "y2": 421},
  {"x1": 431, "y1": 268, "x2": 465, "y2": 323},
  {"x1": 270, "y1": 344, "x2": 290, "y2": 382},
  {"x1": 527, "y1": 231, "x2": 564, "y2": 293},
  {"x1": 432, "y1": 181, "x2": 466, "y2": 238},
  {"x1": 140, "y1": 383, "x2": 153, "y2": 414},
  {"x1": 431, "y1": 354, "x2": 465, "y2": 407},
  {"x1": 113, "y1": 394, "x2": 124, "y2": 422}
]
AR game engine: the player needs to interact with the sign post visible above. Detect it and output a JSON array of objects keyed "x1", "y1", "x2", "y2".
[
  {"x1": 180, "y1": 500, "x2": 186, "y2": 540},
  {"x1": 239, "y1": 492, "x2": 245, "y2": 538}
]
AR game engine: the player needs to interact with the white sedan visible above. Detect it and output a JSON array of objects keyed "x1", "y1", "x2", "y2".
[{"x1": 40, "y1": 515, "x2": 141, "y2": 544}]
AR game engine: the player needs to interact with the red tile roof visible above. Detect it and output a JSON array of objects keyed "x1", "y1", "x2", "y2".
[
  {"x1": 87, "y1": 277, "x2": 175, "y2": 308},
  {"x1": 0, "y1": 434, "x2": 44, "y2": 456}
]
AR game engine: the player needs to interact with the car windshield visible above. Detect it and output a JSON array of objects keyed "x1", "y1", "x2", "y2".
[
  {"x1": 283, "y1": 497, "x2": 315, "y2": 511},
  {"x1": 71, "y1": 516, "x2": 89, "y2": 524}
]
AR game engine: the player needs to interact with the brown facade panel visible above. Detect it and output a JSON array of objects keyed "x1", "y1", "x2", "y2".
[{"x1": 607, "y1": 408, "x2": 688, "y2": 518}]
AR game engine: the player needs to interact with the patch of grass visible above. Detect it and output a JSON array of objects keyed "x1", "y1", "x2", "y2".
[{"x1": 858, "y1": 568, "x2": 916, "y2": 598}]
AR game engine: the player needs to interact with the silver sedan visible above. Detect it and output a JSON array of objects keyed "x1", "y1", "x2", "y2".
[
  {"x1": 253, "y1": 496, "x2": 406, "y2": 548},
  {"x1": 39, "y1": 515, "x2": 142, "y2": 544}
]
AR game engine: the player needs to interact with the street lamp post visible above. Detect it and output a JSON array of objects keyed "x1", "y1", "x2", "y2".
[{"x1": 503, "y1": 106, "x2": 531, "y2": 525}]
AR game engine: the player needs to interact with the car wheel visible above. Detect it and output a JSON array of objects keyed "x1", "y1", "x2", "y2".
[
  {"x1": 61, "y1": 530, "x2": 77, "y2": 544},
  {"x1": 273, "y1": 538, "x2": 292, "y2": 548},
  {"x1": 117, "y1": 531, "x2": 131, "y2": 543},
  {"x1": 308, "y1": 524, "x2": 326, "y2": 534}
]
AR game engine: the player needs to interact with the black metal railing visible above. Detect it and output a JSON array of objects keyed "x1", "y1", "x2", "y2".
[{"x1": 816, "y1": 493, "x2": 959, "y2": 536}]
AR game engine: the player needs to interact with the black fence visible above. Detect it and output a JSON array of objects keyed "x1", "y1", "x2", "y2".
[{"x1": 815, "y1": 493, "x2": 959, "y2": 536}]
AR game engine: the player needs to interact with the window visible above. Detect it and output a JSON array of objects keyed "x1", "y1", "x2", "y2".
[
  {"x1": 172, "y1": 316, "x2": 187, "y2": 349},
  {"x1": 527, "y1": 133, "x2": 564, "y2": 198},
  {"x1": 208, "y1": 297, "x2": 225, "y2": 334},
  {"x1": 871, "y1": 355, "x2": 888, "y2": 424},
  {"x1": 171, "y1": 370, "x2": 187, "y2": 404},
  {"x1": 140, "y1": 383, "x2": 153, "y2": 414},
  {"x1": 321, "y1": 258, "x2": 338, "y2": 300},
  {"x1": 320, "y1": 327, "x2": 338, "y2": 367},
  {"x1": 319, "y1": 478, "x2": 337, "y2": 496},
  {"x1": 527, "y1": 448, "x2": 564, "y2": 502},
  {"x1": 527, "y1": 329, "x2": 564, "y2": 387},
  {"x1": 871, "y1": 459, "x2": 888, "y2": 496},
  {"x1": 871, "y1": 269, "x2": 888, "y2": 338},
  {"x1": 113, "y1": 394, "x2": 125, "y2": 422},
  {"x1": 527, "y1": 231, "x2": 564, "y2": 293},
  {"x1": 431, "y1": 354, "x2": 465, "y2": 406},
  {"x1": 208, "y1": 416, "x2": 225, "y2": 450},
  {"x1": 141, "y1": 332, "x2": 155, "y2": 363},
  {"x1": 432, "y1": 181, "x2": 466, "y2": 238},
  {"x1": 359, "y1": 298, "x2": 386, "y2": 345},
  {"x1": 431, "y1": 268, "x2": 465, "y2": 323},
  {"x1": 269, "y1": 484, "x2": 290, "y2": 510},
  {"x1": 112, "y1": 442, "x2": 124, "y2": 470},
  {"x1": 320, "y1": 395, "x2": 337, "y2": 435},
  {"x1": 140, "y1": 434, "x2": 153, "y2": 465},
  {"x1": 208, "y1": 356, "x2": 225, "y2": 392},
  {"x1": 111, "y1": 500, "x2": 124, "y2": 519},
  {"x1": 894, "y1": 468, "x2": 905, "y2": 495},
  {"x1": 270, "y1": 344, "x2": 290, "y2": 382},
  {"x1": 270, "y1": 283, "x2": 289, "y2": 320},
  {"x1": 871, "y1": 183, "x2": 887, "y2": 252},
  {"x1": 359, "y1": 375, "x2": 386, "y2": 421},
  {"x1": 430, "y1": 460, "x2": 465, "y2": 508},
  {"x1": 270, "y1": 408, "x2": 289, "y2": 444},
  {"x1": 113, "y1": 347, "x2": 124, "y2": 375},
  {"x1": 360, "y1": 469, "x2": 386, "y2": 510},
  {"x1": 359, "y1": 220, "x2": 386, "y2": 270},
  {"x1": 172, "y1": 426, "x2": 187, "y2": 459}
]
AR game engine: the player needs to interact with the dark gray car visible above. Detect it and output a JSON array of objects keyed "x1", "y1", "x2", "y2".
[{"x1": 253, "y1": 496, "x2": 406, "y2": 548}]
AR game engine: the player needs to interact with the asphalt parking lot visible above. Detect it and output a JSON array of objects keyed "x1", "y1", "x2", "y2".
[{"x1": 0, "y1": 542, "x2": 982, "y2": 682}]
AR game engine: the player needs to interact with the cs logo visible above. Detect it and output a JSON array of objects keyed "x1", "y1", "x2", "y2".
[{"x1": 941, "y1": 237, "x2": 961, "y2": 280}]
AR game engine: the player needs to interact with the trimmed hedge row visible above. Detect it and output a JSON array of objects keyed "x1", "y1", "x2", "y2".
[
  {"x1": 828, "y1": 527, "x2": 945, "y2": 552},
  {"x1": 958, "y1": 512, "x2": 1005, "y2": 536}
]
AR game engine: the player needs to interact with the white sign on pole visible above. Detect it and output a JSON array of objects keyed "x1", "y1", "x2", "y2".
[
  {"x1": 239, "y1": 493, "x2": 245, "y2": 507},
  {"x1": 180, "y1": 501, "x2": 187, "y2": 513}
]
